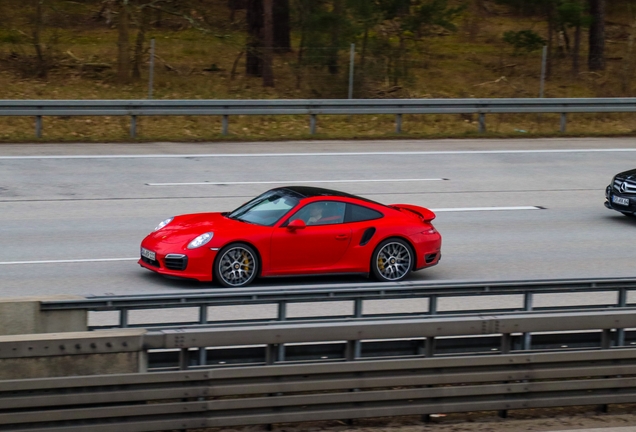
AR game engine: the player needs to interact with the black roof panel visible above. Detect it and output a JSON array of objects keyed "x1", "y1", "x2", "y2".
[
  {"x1": 275, "y1": 186, "x2": 386, "y2": 207},
  {"x1": 279, "y1": 186, "x2": 357, "y2": 198}
]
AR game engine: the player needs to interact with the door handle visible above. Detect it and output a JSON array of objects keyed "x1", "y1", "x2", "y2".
[{"x1": 335, "y1": 234, "x2": 350, "y2": 240}]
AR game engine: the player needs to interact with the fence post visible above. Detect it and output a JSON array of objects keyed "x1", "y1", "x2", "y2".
[
  {"x1": 35, "y1": 116, "x2": 42, "y2": 138},
  {"x1": 310, "y1": 114, "x2": 317, "y2": 134},
  {"x1": 395, "y1": 114, "x2": 402, "y2": 133},
  {"x1": 130, "y1": 115, "x2": 137, "y2": 138}
]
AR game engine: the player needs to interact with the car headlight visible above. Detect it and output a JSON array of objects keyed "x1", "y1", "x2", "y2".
[
  {"x1": 187, "y1": 232, "x2": 214, "y2": 249},
  {"x1": 154, "y1": 217, "x2": 174, "y2": 231}
]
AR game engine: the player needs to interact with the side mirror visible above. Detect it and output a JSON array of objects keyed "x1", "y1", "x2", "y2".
[{"x1": 287, "y1": 219, "x2": 306, "y2": 230}]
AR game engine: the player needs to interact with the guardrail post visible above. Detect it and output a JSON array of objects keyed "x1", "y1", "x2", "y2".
[
  {"x1": 130, "y1": 115, "x2": 137, "y2": 138},
  {"x1": 428, "y1": 295, "x2": 438, "y2": 315},
  {"x1": 617, "y1": 288, "x2": 627, "y2": 346},
  {"x1": 500, "y1": 333, "x2": 511, "y2": 354},
  {"x1": 351, "y1": 299, "x2": 363, "y2": 357},
  {"x1": 35, "y1": 116, "x2": 42, "y2": 138},
  {"x1": 560, "y1": 113, "x2": 567, "y2": 133},
  {"x1": 522, "y1": 292, "x2": 533, "y2": 350},
  {"x1": 179, "y1": 348, "x2": 189, "y2": 370},
  {"x1": 119, "y1": 309, "x2": 129, "y2": 328},
  {"x1": 478, "y1": 113, "x2": 486, "y2": 133},
  {"x1": 277, "y1": 301, "x2": 287, "y2": 361},
  {"x1": 309, "y1": 114, "x2": 317, "y2": 134},
  {"x1": 265, "y1": 344, "x2": 277, "y2": 365},
  {"x1": 198, "y1": 306, "x2": 208, "y2": 366},
  {"x1": 601, "y1": 329, "x2": 612, "y2": 350},
  {"x1": 345, "y1": 340, "x2": 358, "y2": 361},
  {"x1": 425, "y1": 337, "x2": 436, "y2": 357},
  {"x1": 395, "y1": 114, "x2": 402, "y2": 133},
  {"x1": 222, "y1": 115, "x2": 229, "y2": 135}
]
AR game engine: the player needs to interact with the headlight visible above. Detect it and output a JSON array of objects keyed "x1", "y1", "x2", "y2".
[
  {"x1": 154, "y1": 217, "x2": 174, "y2": 231},
  {"x1": 187, "y1": 232, "x2": 214, "y2": 249}
]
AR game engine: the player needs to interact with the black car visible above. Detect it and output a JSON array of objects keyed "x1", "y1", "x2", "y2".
[{"x1": 605, "y1": 169, "x2": 636, "y2": 216}]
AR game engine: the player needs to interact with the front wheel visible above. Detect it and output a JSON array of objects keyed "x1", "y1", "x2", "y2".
[
  {"x1": 214, "y1": 243, "x2": 259, "y2": 288},
  {"x1": 371, "y1": 238, "x2": 413, "y2": 282}
]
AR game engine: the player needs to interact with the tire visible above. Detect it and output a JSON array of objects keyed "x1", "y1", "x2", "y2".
[
  {"x1": 371, "y1": 238, "x2": 414, "y2": 282},
  {"x1": 214, "y1": 243, "x2": 259, "y2": 288}
]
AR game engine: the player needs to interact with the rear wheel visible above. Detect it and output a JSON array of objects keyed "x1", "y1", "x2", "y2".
[
  {"x1": 371, "y1": 238, "x2": 413, "y2": 282},
  {"x1": 214, "y1": 243, "x2": 259, "y2": 288}
]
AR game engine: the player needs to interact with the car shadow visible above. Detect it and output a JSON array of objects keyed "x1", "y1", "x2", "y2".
[
  {"x1": 602, "y1": 213, "x2": 636, "y2": 226},
  {"x1": 139, "y1": 270, "x2": 373, "y2": 290}
]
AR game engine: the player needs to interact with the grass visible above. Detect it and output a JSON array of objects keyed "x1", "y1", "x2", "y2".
[{"x1": 1, "y1": 1, "x2": 636, "y2": 143}]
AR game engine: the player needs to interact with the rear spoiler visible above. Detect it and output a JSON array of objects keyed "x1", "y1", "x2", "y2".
[{"x1": 389, "y1": 204, "x2": 436, "y2": 222}]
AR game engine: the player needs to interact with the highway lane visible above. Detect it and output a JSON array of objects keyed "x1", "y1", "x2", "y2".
[{"x1": 1, "y1": 138, "x2": 636, "y2": 305}]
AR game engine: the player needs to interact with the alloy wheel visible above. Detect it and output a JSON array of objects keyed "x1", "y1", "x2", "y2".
[
  {"x1": 375, "y1": 241, "x2": 412, "y2": 281},
  {"x1": 218, "y1": 246, "x2": 256, "y2": 287}
]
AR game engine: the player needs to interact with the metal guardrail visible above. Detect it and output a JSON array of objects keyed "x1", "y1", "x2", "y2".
[
  {"x1": 41, "y1": 277, "x2": 636, "y2": 332},
  {"x1": 3, "y1": 310, "x2": 636, "y2": 431},
  {"x1": 5, "y1": 97, "x2": 636, "y2": 138},
  {"x1": 143, "y1": 308, "x2": 636, "y2": 370}
]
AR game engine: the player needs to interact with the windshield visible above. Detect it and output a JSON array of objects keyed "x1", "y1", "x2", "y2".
[{"x1": 227, "y1": 190, "x2": 301, "y2": 226}]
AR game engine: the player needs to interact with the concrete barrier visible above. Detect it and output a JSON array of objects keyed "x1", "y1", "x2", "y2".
[
  {"x1": 0, "y1": 296, "x2": 87, "y2": 336},
  {"x1": 0, "y1": 328, "x2": 147, "y2": 379}
]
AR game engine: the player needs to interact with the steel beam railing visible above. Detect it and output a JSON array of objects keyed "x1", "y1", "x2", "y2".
[{"x1": 4, "y1": 97, "x2": 636, "y2": 137}]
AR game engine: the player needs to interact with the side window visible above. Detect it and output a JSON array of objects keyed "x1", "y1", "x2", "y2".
[
  {"x1": 345, "y1": 204, "x2": 384, "y2": 223},
  {"x1": 288, "y1": 201, "x2": 346, "y2": 226}
]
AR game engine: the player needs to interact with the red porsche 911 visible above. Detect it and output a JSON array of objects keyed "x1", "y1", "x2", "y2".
[{"x1": 139, "y1": 186, "x2": 441, "y2": 287}]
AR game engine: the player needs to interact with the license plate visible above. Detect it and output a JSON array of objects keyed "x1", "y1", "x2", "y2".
[
  {"x1": 612, "y1": 196, "x2": 630, "y2": 206},
  {"x1": 141, "y1": 248, "x2": 156, "y2": 261}
]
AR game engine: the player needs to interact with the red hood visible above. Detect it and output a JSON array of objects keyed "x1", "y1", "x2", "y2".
[{"x1": 147, "y1": 212, "x2": 237, "y2": 245}]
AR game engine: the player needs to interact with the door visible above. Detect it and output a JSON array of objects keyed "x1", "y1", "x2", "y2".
[{"x1": 269, "y1": 201, "x2": 351, "y2": 274}]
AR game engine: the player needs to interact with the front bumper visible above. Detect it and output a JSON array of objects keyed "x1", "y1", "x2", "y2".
[
  {"x1": 605, "y1": 185, "x2": 636, "y2": 214},
  {"x1": 138, "y1": 241, "x2": 217, "y2": 282}
]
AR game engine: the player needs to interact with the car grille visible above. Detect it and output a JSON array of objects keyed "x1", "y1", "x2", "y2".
[
  {"x1": 141, "y1": 256, "x2": 160, "y2": 268},
  {"x1": 164, "y1": 254, "x2": 188, "y2": 271},
  {"x1": 613, "y1": 178, "x2": 636, "y2": 194}
]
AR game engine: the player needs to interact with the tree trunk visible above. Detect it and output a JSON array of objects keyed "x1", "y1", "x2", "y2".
[
  {"x1": 622, "y1": 9, "x2": 636, "y2": 94},
  {"x1": 33, "y1": 0, "x2": 46, "y2": 78},
  {"x1": 546, "y1": 2, "x2": 553, "y2": 79},
  {"x1": 572, "y1": 22, "x2": 581, "y2": 77},
  {"x1": 327, "y1": 0, "x2": 342, "y2": 75},
  {"x1": 117, "y1": 0, "x2": 131, "y2": 84},
  {"x1": 132, "y1": 6, "x2": 148, "y2": 81},
  {"x1": 273, "y1": 0, "x2": 291, "y2": 53},
  {"x1": 262, "y1": 0, "x2": 274, "y2": 87},
  {"x1": 588, "y1": 0, "x2": 606, "y2": 71},
  {"x1": 245, "y1": 0, "x2": 263, "y2": 76}
]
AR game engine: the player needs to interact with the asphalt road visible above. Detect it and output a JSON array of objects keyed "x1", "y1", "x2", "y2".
[{"x1": 2, "y1": 137, "x2": 636, "y2": 304}]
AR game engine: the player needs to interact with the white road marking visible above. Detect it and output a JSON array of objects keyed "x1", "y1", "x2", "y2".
[
  {"x1": 0, "y1": 257, "x2": 138, "y2": 265},
  {"x1": 432, "y1": 206, "x2": 543, "y2": 212},
  {"x1": 0, "y1": 206, "x2": 542, "y2": 266},
  {"x1": 2, "y1": 148, "x2": 636, "y2": 160},
  {"x1": 147, "y1": 178, "x2": 447, "y2": 186}
]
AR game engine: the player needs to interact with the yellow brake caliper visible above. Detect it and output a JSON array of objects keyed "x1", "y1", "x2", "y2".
[
  {"x1": 242, "y1": 252, "x2": 251, "y2": 272},
  {"x1": 378, "y1": 256, "x2": 385, "y2": 271}
]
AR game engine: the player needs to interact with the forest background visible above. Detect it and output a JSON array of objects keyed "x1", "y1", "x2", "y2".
[{"x1": 0, "y1": 0, "x2": 634, "y2": 142}]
